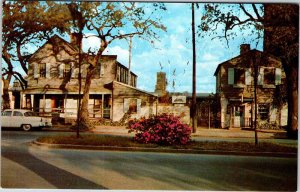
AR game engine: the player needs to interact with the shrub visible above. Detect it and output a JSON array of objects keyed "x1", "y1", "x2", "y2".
[{"x1": 127, "y1": 114, "x2": 192, "y2": 145}]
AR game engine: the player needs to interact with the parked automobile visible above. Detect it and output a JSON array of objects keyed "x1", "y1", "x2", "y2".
[{"x1": 1, "y1": 109, "x2": 52, "y2": 131}]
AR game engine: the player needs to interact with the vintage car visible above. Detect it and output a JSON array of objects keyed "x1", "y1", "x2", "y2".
[{"x1": 1, "y1": 109, "x2": 52, "y2": 131}]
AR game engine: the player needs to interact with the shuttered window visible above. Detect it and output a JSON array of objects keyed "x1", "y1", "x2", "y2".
[
  {"x1": 64, "y1": 64, "x2": 71, "y2": 78},
  {"x1": 234, "y1": 68, "x2": 245, "y2": 84},
  {"x1": 39, "y1": 63, "x2": 46, "y2": 77},
  {"x1": 245, "y1": 68, "x2": 251, "y2": 85},
  {"x1": 34, "y1": 63, "x2": 39, "y2": 78},
  {"x1": 59, "y1": 64, "x2": 64, "y2": 78},
  {"x1": 258, "y1": 67, "x2": 264, "y2": 85},
  {"x1": 228, "y1": 68, "x2": 234, "y2": 85},
  {"x1": 46, "y1": 63, "x2": 51, "y2": 78},
  {"x1": 263, "y1": 68, "x2": 275, "y2": 85},
  {"x1": 228, "y1": 68, "x2": 245, "y2": 85},
  {"x1": 275, "y1": 68, "x2": 282, "y2": 85}
]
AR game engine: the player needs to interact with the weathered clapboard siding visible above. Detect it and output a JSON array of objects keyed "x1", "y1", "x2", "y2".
[
  {"x1": 112, "y1": 81, "x2": 157, "y2": 121},
  {"x1": 27, "y1": 36, "x2": 118, "y2": 93},
  {"x1": 216, "y1": 51, "x2": 285, "y2": 99}
]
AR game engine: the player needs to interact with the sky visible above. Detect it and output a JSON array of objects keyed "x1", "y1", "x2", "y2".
[{"x1": 12, "y1": 2, "x2": 263, "y2": 94}]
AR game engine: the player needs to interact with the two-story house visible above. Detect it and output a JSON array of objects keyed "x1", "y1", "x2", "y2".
[
  {"x1": 20, "y1": 34, "x2": 157, "y2": 123},
  {"x1": 214, "y1": 44, "x2": 287, "y2": 129}
]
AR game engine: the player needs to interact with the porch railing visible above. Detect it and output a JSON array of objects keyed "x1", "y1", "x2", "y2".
[{"x1": 29, "y1": 107, "x2": 110, "y2": 119}]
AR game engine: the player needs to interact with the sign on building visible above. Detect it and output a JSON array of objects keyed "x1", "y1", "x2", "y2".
[{"x1": 172, "y1": 96, "x2": 186, "y2": 104}]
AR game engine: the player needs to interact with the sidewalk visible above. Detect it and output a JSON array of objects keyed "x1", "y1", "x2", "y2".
[
  {"x1": 39, "y1": 125, "x2": 296, "y2": 157},
  {"x1": 90, "y1": 125, "x2": 288, "y2": 139},
  {"x1": 46, "y1": 125, "x2": 288, "y2": 139}
]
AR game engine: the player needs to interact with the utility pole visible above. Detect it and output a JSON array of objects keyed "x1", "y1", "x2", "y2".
[
  {"x1": 128, "y1": 35, "x2": 132, "y2": 85},
  {"x1": 76, "y1": 33, "x2": 83, "y2": 139},
  {"x1": 191, "y1": 3, "x2": 197, "y2": 133},
  {"x1": 253, "y1": 53, "x2": 258, "y2": 145}
]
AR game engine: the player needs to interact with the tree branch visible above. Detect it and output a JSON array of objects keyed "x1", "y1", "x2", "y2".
[
  {"x1": 16, "y1": 40, "x2": 28, "y2": 74},
  {"x1": 252, "y1": 4, "x2": 263, "y2": 20},
  {"x1": 239, "y1": 4, "x2": 257, "y2": 21}
]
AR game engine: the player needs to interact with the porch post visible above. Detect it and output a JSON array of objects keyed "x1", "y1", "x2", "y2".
[
  {"x1": 64, "y1": 93, "x2": 67, "y2": 117},
  {"x1": 43, "y1": 94, "x2": 46, "y2": 113},
  {"x1": 251, "y1": 100, "x2": 253, "y2": 129},
  {"x1": 230, "y1": 105, "x2": 233, "y2": 129},
  {"x1": 101, "y1": 94, "x2": 104, "y2": 118},
  {"x1": 30, "y1": 94, "x2": 34, "y2": 111},
  {"x1": 20, "y1": 92, "x2": 24, "y2": 109}
]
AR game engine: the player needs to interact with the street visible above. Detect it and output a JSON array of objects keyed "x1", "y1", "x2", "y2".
[{"x1": 1, "y1": 130, "x2": 298, "y2": 190}]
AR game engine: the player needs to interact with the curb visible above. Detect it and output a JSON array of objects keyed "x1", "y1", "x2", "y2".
[{"x1": 32, "y1": 141, "x2": 297, "y2": 158}]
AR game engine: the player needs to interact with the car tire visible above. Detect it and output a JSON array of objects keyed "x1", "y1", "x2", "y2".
[{"x1": 21, "y1": 124, "x2": 32, "y2": 131}]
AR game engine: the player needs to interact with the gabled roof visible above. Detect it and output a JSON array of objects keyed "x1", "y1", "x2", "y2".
[
  {"x1": 113, "y1": 81, "x2": 157, "y2": 97},
  {"x1": 28, "y1": 35, "x2": 121, "y2": 65},
  {"x1": 214, "y1": 49, "x2": 259, "y2": 76},
  {"x1": 28, "y1": 34, "x2": 139, "y2": 77},
  {"x1": 213, "y1": 49, "x2": 281, "y2": 76},
  {"x1": 28, "y1": 35, "x2": 77, "y2": 62}
]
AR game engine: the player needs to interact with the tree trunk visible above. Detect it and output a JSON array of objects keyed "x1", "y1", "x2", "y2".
[
  {"x1": 78, "y1": 65, "x2": 96, "y2": 129},
  {"x1": 2, "y1": 78, "x2": 11, "y2": 110},
  {"x1": 286, "y1": 65, "x2": 298, "y2": 138}
]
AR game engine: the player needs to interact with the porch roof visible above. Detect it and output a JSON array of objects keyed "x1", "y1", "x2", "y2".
[{"x1": 22, "y1": 88, "x2": 111, "y2": 95}]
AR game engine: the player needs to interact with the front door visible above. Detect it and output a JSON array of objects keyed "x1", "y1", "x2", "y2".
[
  {"x1": 233, "y1": 106, "x2": 241, "y2": 127},
  {"x1": 240, "y1": 105, "x2": 245, "y2": 127}
]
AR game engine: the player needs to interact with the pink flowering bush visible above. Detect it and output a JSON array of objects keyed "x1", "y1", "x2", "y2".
[{"x1": 127, "y1": 114, "x2": 192, "y2": 145}]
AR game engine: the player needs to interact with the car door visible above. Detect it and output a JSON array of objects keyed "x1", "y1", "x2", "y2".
[
  {"x1": 1, "y1": 111, "x2": 12, "y2": 127},
  {"x1": 12, "y1": 111, "x2": 24, "y2": 127}
]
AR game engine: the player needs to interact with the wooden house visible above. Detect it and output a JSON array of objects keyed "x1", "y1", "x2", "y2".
[
  {"x1": 214, "y1": 44, "x2": 287, "y2": 129},
  {"x1": 20, "y1": 34, "x2": 157, "y2": 123}
]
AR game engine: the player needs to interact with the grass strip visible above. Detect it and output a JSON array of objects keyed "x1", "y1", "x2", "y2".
[{"x1": 36, "y1": 134, "x2": 297, "y2": 153}]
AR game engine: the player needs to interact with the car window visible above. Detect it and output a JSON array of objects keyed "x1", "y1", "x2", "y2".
[
  {"x1": 2, "y1": 111, "x2": 12, "y2": 116},
  {"x1": 24, "y1": 111, "x2": 38, "y2": 117},
  {"x1": 13, "y1": 111, "x2": 23, "y2": 116}
]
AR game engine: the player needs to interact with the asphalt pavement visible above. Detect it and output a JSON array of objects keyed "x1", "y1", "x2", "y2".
[{"x1": 1, "y1": 130, "x2": 298, "y2": 190}]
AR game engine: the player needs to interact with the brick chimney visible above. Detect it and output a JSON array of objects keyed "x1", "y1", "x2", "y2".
[
  {"x1": 155, "y1": 72, "x2": 167, "y2": 96},
  {"x1": 240, "y1": 44, "x2": 251, "y2": 55},
  {"x1": 70, "y1": 33, "x2": 83, "y2": 49}
]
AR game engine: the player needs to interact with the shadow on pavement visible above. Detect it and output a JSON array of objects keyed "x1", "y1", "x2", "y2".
[{"x1": 1, "y1": 145, "x2": 107, "y2": 189}]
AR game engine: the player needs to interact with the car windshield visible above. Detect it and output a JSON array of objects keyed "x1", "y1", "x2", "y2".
[{"x1": 24, "y1": 111, "x2": 38, "y2": 117}]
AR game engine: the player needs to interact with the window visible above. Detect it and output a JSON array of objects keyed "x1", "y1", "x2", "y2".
[
  {"x1": 234, "y1": 106, "x2": 241, "y2": 116},
  {"x1": 234, "y1": 68, "x2": 245, "y2": 84},
  {"x1": 264, "y1": 68, "x2": 275, "y2": 85},
  {"x1": 124, "y1": 98, "x2": 141, "y2": 114},
  {"x1": 129, "y1": 99, "x2": 137, "y2": 113},
  {"x1": 13, "y1": 111, "x2": 23, "y2": 116},
  {"x1": 228, "y1": 68, "x2": 245, "y2": 85},
  {"x1": 258, "y1": 104, "x2": 269, "y2": 120},
  {"x1": 117, "y1": 66, "x2": 120, "y2": 81},
  {"x1": 2, "y1": 111, "x2": 12, "y2": 116},
  {"x1": 51, "y1": 97, "x2": 64, "y2": 112},
  {"x1": 94, "y1": 64, "x2": 101, "y2": 78},
  {"x1": 64, "y1": 64, "x2": 71, "y2": 78},
  {"x1": 55, "y1": 99, "x2": 64, "y2": 109},
  {"x1": 39, "y1": 63, "x2": 46, "y2": 77}
]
